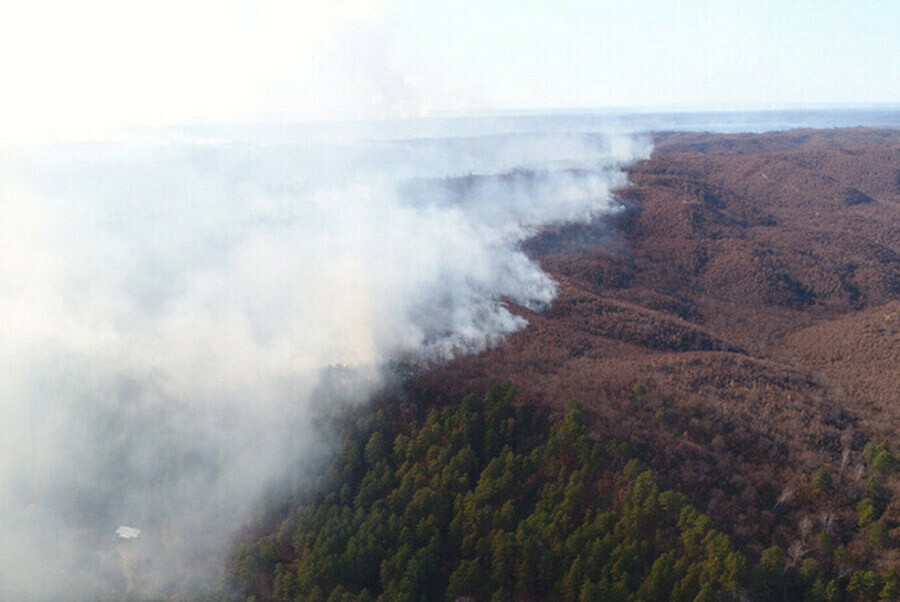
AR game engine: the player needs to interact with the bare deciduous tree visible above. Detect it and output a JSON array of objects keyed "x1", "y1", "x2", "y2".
[
  {"x1": 775, "y1": 486, "x2": 795, "y2": 509},
  {"x1": 818, "y1": 510, "x2": 836, "y2": 534},
  {"x1": 799, "y1": 516, "x2": 813, "y2": 539},
  {"x1": 788, "y1": 541, "x2": 808, "y2": 566}
]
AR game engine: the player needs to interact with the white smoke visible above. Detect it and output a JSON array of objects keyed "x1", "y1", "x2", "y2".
[{"x1": 0, "y1": 122, "x2": 650, "y2": 598}]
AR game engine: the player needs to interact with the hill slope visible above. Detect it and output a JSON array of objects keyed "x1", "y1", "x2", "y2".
[
  {"x1": 426, "y1": 128, "x2": 900, "y2": 558},
  {"x1": 234, "y1": 128, "x2": 900, "y2": 601}
]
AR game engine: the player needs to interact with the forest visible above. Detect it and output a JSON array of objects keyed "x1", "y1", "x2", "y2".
[
  {"x1": 227, "y1": 129, "x2": 900, "y2": 601},
  {"x1": 227, "y1": 385, "x2": 900, "y2": 601}
]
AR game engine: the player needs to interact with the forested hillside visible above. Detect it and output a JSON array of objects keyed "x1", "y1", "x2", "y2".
[
  {"x1": 228, "y1": 386, "x2": 900, "y2": 601},
  {"x1": 230, "y1": 387, "x2": 749, "y2": 601},
  {"x1": 231, "y1": 129, "x2": 900, "y2": 601}
]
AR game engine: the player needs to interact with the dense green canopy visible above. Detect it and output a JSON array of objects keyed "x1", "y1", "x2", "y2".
[{"x1": 230, "y1": 386, "x2": 772, "y2": 601}]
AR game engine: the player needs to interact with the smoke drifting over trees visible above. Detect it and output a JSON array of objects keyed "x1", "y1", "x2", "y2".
[{"x1": 0, "y1": 121, "x2": 649, "y2": 598}]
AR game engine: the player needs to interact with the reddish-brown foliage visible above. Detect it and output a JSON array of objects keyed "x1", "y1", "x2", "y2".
[{"x1": 424, "y1": 128, "x2": 900, "y2": 562}]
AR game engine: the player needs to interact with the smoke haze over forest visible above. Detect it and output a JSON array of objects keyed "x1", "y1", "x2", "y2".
[
  {"x1": 3, "y1": 107, "x2": 900, "y2": 597},
  {"x1": 2, "y1": 0, "x2": 899, "y2": 598},
  {"x1": 0, "y1": 118, "x2": 653, "y2": 597}
]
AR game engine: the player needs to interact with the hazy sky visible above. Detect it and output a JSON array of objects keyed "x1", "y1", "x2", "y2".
[{"x1": 1, "y1": 0, "x2": 898, "y2": 141}]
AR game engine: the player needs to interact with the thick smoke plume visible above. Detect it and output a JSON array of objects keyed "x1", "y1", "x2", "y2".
[{"x1": 0, "y1": 122, "x2": 650, "y2": 598}]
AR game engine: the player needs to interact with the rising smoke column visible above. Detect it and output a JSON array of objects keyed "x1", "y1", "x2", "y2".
[{"x1": 0, "y1": 123, "x2": 650, "y2": 598}]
